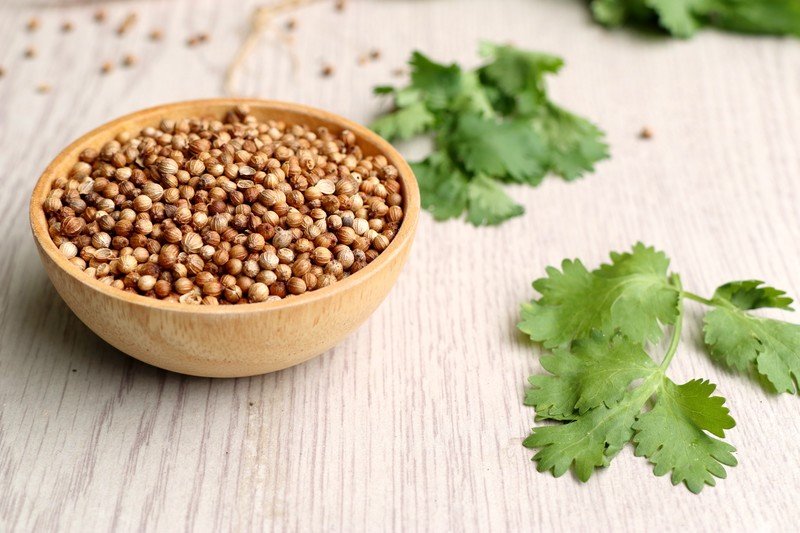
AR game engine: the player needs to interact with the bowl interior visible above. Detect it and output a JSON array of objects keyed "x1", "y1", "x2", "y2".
[{"x1": 29, "y1": 99, "x2": 420, "y2": 313}]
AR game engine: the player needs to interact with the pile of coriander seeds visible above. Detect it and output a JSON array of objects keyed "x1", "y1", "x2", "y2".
[{"x1": 44, "y1": 106, "x2": 404, "y2": 304}]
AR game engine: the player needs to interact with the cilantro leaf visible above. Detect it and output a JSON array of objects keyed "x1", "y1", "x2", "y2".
[
  {"x1": 588, "y1": 0, "x2": 800, "y2": 38},
  {"x1": 412, "y1": 151, "x2": 525, "y2": 225},
  {"x1": 450, "y1": 114, "x2": 547, "y2": 185},
  {"x1": 411, "y1": 154, "x2": 469, "y2": 222},
  {"x1": 465, "y1": 175, "x2": 525, "y2": 226},
  {"x1": 591, "y1": 0, "x2": 629, "y2": 26},
  {"x1": 371, "y1": 100, "x2": 435, "y2": 141},
  {"x1": 518, "y1": 243, "x2": 680, "y2": 348},
  {"x1": 534, "y1": 104, "x2": 610, "y2": 181},
  {"x1": 517, "y1": 244, "x2": 800, "y2": 492},
  {"x1": 522, "y1": 332, "x2": 736, "y2": 492},
  {"x1": 478, "y1": 43, "x2": 563, "y2": 113},
  {"x1": 633, "y1": 379, "x2": 737, "y2": 494},
  {"x1": 524, "y1": 392, "x2": 644, "y2": 482},
  {"x1": 526, "y1": 333, "x2": 656, "y2": 420},
  {"x1": 712, "y1": 280, "x2": 794, "y2": 311},
  {"x1": 710, "y1": 0, "x2": 800, "y2": 36},
  {"x1": 646, "y1": 0, "x2": 714, "y2": 38},
  {"x1": 704, "y1": 307, "x2": 800, "y2": 393},
  {"x1": 407, "y1": 51, "x2": 463, "y2": 111},
  {"x1": 372, "y1": 44, "x2": 608, "y2": 225}
]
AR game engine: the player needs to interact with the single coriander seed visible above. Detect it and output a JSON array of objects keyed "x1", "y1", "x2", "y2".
[
  {"x1": 122, "y1": 54, "x2": 138, "y2": 68},
  {"x1": 248, "y1": 282, "x2": 269, "y2": 303}
]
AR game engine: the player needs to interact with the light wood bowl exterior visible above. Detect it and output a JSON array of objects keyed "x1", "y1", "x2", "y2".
[{"x1": 29, "y1": 99, "x2": 420, "y2": 377}]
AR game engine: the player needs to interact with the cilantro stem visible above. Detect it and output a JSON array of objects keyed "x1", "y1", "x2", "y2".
[
  {"x1": 681, "y1": 291, "x2": 716, "y2": 307},
  {"x1": 660, "y1": 274, "x2": 684, "y2": 371}
]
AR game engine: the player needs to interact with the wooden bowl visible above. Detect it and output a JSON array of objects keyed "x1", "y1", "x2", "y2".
[{"x1": 29, "y1": 99, "x2": 419, "y2": 377}]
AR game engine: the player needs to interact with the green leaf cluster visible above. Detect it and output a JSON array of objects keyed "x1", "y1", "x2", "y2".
[
  {"x1": 518, "y1": 243, "x2": 800, "y2": 492},
  {"x1": 371, "y1": 44, "x2": 608, "y2": 226},
  {"x1": 590, "y1": 0, "x2": 800, "y2": 38}
]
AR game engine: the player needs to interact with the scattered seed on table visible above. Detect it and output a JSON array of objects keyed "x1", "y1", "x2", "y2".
[
  {"x1": 149, "y1": 29, "x2": 163, "y2": 41},
  {"x1": 26, "y1": 17, "x2": 40, "y2": 32},
  {"x1": 369, "y1": 49, "x2": 381, "y2": 61},
  {"x1": 357, "y1": 55, "x2": 368, "y2": 66},
  {"x1": 335, "y1": 0, "x2": 347, "y2": 12},
  {"x1": 286, "y1": 18, "x2": 297, "y2": 31},
  {"x1": 640, "y1": 127, "x2": 653, "y2": 140},
  {"x1": 187, "y1": 33, "x2": 210, "y2": 46},
  {"x1": 94, "y1": 9, "x2": 107, "y2": 23},
  {"x1": 36, "y1": 83, "x2": 51, "y2": 94},
  {"x1": 62, "y1": 21, "x2": 74, "y2": 33},
  {"x1": 117, "y1": 13, "x2": 137, "y2": 36},
  {"x1": 0, "y1": 66, "x2": 5, "y2": 78},
  {"x1": 122, "y1": 54, "x2": 138, "y2": 67},
  {"x1": 321, "y1": 64, "x2": 334, "y2": 77},
  {"x1": 24, "y1": 46, "x2": 36, "y2": 59},
  {"x1": 391, "y1": 67, "x2": 407, "y2": 77},
  {"x1": 100, "y1": 61, "x2": 113, "y2": 74}
]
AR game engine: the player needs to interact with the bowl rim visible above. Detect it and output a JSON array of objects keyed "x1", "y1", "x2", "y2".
[{"x1": 29, "y1": 98, "x2": 420, "y2": 314}]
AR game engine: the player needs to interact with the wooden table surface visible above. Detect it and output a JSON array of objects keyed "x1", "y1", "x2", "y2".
[{"x1": 1, "y1": 0, "x2": 799, "y2": 531}]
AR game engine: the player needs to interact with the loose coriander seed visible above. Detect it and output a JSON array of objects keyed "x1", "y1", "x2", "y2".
[
  {"x1": 117, "y1": 13, "x2": 137, "y2": 36},
  {"x1": 122, "y1": 54, "x2": 138, "y2": 68}
]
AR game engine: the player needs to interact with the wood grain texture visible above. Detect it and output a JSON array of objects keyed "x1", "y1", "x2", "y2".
[{"x1": 1, "y1": 0, "x2": 799, "y2": 530}]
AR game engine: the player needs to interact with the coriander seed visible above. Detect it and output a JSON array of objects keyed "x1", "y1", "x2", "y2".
[
  {"x1": 248, "y1": 283, "x2": 269, "y2": 303},
  {"x1": 117, "y1": 13, "x2": 137, "y2": 36},
  {"x1": 287, "y1": 277, "x2": 306, "y2": 295},
  {"x1": 137, "y1": 275, "x2": 157, "y2": 292},
  {"x1": 59, "y1": 242, "x2": 78, "y2": 259},
  {"x1": 43, "y1": 107, "x2": 404, "y2": 304}
]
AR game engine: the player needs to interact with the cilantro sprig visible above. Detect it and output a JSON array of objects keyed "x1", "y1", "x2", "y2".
[
  {"x1": 518, "y1": 243, "x2": 800, "y2": 492},
  {"x1": 589, "y1": 0, "x2": 800, "y2": 39},
  {"x1": 372, "y1": 43, "x2": 608, "y2": 226}
]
